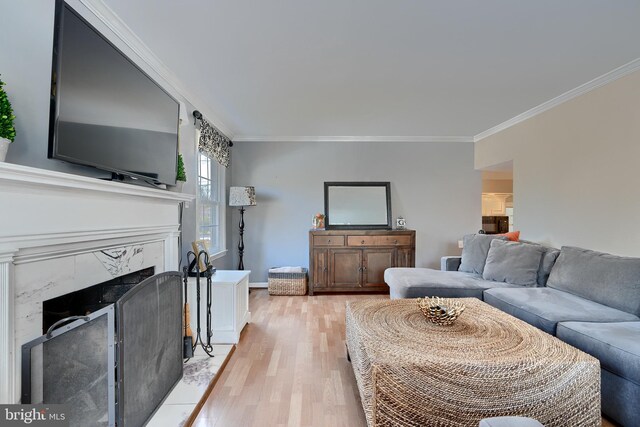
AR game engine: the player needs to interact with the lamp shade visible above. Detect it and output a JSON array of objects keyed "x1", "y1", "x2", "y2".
[{"x1": 229, "y1": 186, "x2": 257, "y2": 207}]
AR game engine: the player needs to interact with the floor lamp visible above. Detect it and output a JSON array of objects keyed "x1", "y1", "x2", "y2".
[{"x1": 229, "y1": 186, "x2": 257, "y2": 270}]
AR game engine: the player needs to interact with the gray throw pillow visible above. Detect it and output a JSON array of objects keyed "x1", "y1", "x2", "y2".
[
  {"x1": 483, "y1": 240, "x2": 546, "y2": 286},
  {"x1": 458, "y1": 234, "x2": 508, "y2": 275},
  {"x1": 547, "y1": 246, "x2": 640, "y2": 316}
]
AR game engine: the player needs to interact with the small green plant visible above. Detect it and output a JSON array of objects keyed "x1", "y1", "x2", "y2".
[
  {"x1": 176, "y1": 153, "x2": 186, "y2": 182},
  {"x1": 0, "y1": 76, "x2": 16, "y2": 142}
]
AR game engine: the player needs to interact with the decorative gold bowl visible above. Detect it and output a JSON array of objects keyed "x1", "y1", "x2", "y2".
[{"x1": 416, "y1": 297, "x2": 466, "y2": 326}]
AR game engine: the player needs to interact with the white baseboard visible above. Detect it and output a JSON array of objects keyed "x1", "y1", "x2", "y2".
[{"x1": 249, "y1": 282, "x2": 268, "y2": 289}]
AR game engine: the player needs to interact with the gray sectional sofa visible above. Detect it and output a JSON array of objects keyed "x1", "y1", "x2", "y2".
[{"x1": 385, "y1": 235, "x2": 640, "y2": 427}]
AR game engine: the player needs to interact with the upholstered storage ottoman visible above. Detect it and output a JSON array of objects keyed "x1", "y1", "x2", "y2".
[
  {"x1": 345, "y1": 298, "x2": 601, "y2": 427},
  {"x1": 268, "y1": 268, "x2": 308, "y2": 295}
]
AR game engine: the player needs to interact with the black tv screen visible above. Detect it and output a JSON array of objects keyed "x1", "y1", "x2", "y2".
[{"x1": 49, "y1": 0, "x2": 179, "y2": 185}]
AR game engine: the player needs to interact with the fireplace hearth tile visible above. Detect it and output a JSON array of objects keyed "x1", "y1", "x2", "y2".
[
  {"x1": 146, "y1": 345, "x2": 233, "y2": 426},
  {"x1": 164, "y1": 358, "x2": 223, "y2": 405},
  {"x1": 194, "y1": 344, "x2": 233, "y2": 358},
  {"x1": 147, "y1": 404, "x2": 195, "y2": 427}
]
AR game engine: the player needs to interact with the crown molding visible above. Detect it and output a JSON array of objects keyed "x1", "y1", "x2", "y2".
[
  {"x1": 78, "y1": 0, "x2": 235, "y2": 139},
  {"x1": 474, "y1": 57, "x2": 640, "y2": 142},
  {"x1": 232, "y1": 135, "x2": 474, "y2": 143}
]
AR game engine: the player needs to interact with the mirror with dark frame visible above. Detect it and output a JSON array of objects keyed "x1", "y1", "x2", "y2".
[{"x1": 324, "y1": 182, "x2": 392, "y2": 230}]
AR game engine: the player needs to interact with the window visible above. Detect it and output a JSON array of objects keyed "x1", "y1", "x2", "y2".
[{"x1": 197, "y1": 152, "x2": 226, "y2": 257}]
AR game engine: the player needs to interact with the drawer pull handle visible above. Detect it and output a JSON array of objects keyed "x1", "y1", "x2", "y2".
[
  {"x1": 327, "y1": 240, "x2": 331, "y2": 243},
  {"x1": 394, "y1": 240, "x2": 398, "y2": 244},
  {"x1": 361, "y1": 240, "x2": 365, "y2": 244}
]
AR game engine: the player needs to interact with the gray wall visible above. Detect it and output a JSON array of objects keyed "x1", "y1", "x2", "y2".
[
  {"x1": 476, "y1": 68, "x2": 640, "y2": 256},
  {"x1": 231, "y1": 141, "x2": 481, "y2": 282},
  {"x1": 0, "y1": 0, "x2": 231, "y2": 270}
]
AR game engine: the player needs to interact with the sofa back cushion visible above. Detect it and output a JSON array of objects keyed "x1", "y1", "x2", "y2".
[
  {"x1": 547, "y1": 246, "x2": 640, "y2": 315},
  {"x1": 483, "y1": 240, "x2": 546, "y2": 286},
  {"x1": 537, "y1": 247, "x2": 560, "y2": 286},
  {"x1": 459, "y1": 234, "x2": 508, "y2": 275},
  {"x1": 519, "y1": 240, "x2": 560, "y2": 286}
]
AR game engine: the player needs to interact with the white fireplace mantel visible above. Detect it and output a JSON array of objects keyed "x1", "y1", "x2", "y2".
[
  {"x1": 0, "y1": 162, "x2": 193, "y2": 203},
  {"x1": 0, "y1": 162, "x2": 194, "y2": 403}
]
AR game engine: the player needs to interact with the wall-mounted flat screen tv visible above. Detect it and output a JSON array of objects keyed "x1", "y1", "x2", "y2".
[{"x1": 48, "y1": 0, "x2": 179, "y2": 185}]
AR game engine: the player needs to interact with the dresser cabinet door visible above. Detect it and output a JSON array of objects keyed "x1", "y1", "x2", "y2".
[
  {"x1": 363, "y1": 249, "x2": 395, "y2": 287},
  {"x1": 328, "y1": 249, "x2": 362, "y2": 288},
  {"x1": 312, "y1": 249, "x2": 328, "y2": 289},
  {"x1": 395, "y1": 247, "x2": 414, "y2": 268}
]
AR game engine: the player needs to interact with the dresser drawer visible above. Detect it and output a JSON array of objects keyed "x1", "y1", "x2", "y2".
[
  {"x1": 347, "y1": 235, "x2": 412, "y2": 246},
  {"x1": 313, "y1": 235, "x2": 345, "y2": 246}
]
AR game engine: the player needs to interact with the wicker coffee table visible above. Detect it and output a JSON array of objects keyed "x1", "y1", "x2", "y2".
[{"x1": 345, "y1": 298, "x2": 600, "y2": 427}]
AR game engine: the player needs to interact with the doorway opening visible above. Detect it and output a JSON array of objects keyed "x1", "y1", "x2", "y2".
[{"x1": 480, "y1": 162, "x2": 513, "y2": 234}]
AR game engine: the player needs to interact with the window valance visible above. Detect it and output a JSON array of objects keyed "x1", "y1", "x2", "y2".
[{"x1": 198, "y1": 117, "x2": 231, "y2": 168}]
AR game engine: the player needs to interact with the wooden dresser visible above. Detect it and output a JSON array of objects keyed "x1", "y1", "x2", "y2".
[{"x1": 308, "y1": 229, "x2": 415, "y2": 295}]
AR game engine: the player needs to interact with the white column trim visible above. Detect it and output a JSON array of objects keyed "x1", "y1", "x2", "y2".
[
  {"x1": 0, "y1": 249, "x2": 17, "y2": 403},
  {"x1": 164, "y1": 232, "x2": 181, "y2": 272}
]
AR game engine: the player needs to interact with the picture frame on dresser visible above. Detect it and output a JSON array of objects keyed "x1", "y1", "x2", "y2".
[{"x1": 324, "y1": 182, "x2": 392, "y2": 230}]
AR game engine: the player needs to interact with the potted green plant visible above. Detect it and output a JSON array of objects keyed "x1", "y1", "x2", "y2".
[
  {"x1": 171, "y1": 153, "x2": 186, "y2": 192},
  {"x1": 0, "y1": 76, "x2": 16, "y2": 162}
]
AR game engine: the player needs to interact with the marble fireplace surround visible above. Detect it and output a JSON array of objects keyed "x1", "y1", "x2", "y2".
[{"x1": 0, "y1": 162, "x2": 193, "y2": 403}]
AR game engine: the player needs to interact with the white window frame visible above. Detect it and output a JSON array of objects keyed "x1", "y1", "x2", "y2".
[{"x1": 196, "y1": 150, "x2": 227, "y2": 260}]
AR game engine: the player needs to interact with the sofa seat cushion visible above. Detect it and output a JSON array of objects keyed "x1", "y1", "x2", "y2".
[
  {"x1": 385, "y1": 268, "x2": 519, "y2": 299},
  {"x1": 483, "y1": 287, "x2": 640, "y2": 335},
  {"x1": 557, "y1": 321, "x2": 640, "y2": 385}
]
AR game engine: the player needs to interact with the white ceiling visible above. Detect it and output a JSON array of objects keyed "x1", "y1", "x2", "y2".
[{"x1": 103, "y1": 0, "x2": 640, "y2": 140}]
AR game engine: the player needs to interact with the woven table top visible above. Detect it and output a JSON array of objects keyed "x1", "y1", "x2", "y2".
[{"x1": 346, "y1": 297, "x2": 597, "y2": 369}]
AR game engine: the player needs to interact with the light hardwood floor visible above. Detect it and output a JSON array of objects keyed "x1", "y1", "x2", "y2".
[{"x1": 194, "y1": 290, "x2": 617, "y2": 427}]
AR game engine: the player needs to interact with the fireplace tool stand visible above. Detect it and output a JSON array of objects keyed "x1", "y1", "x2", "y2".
[
  {"x1": 184, "y1": 250, "x2": 215, "y2": 357},
  {"x1": 182, "y1": 266, "x2": 194, "y2": 359}
]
